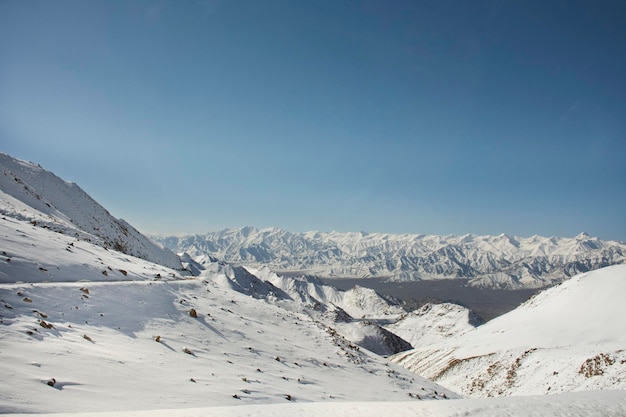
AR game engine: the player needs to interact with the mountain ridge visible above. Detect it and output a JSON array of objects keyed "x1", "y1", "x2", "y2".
[
  {"x1": 155, "y1": 226, "x2": 626, "y2": 289},
  {"x1": 0, "y1": 153, "x2": 182, "y2": 271}
]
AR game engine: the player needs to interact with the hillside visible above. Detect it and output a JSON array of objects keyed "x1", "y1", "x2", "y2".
[
  {"x1": 5, "y1": 391, "x2": 626, "y2": 417},
  {"x1": 0, "y1": 153, "x2": 181, "y2": 271},
  {"x1": 386, "y1": 303, "x2": 483, "y2": 349},
  {"x1": 390, "y1": 264, "x2": 626, "y2": 397},
  {"x1": 0, "y1": 154, "x2": 456, "y2": 413},
  {"x1": 175, "y1": 260, "x2": 411, "y2": 356},
  {"x1": 155, "y1": 226, "x2": 626, "y2": 289},
  {"x1": 0, "y1": 215, "x2": 457, "y2": 413}
]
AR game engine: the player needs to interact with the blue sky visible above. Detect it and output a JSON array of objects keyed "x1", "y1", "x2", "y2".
[{"x1": 1, "y1": 1, "x2": 625, "y2": 240}]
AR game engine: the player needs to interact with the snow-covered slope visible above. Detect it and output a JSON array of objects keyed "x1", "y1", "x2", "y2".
[
  {"x1": 2, "y1": 153, "x2": 625, "y2": 415},
  {"x1": 182, "y1": 260, "x2": 411, "y2": 356},
  {"x1": 386, "y1": 303, "x2": 483, "y2": 349},
  {"x1": 7, "y1": 391, "x2": 626, "y2": 417},
  {"x1": 155, "y1": 227, "x2": 626, "y2": 289},
  {"x1": 0, "y1": 216, "x2": 185, "y2": 284},
  {"x1": 0, "y1": 215, "x2": 456, "y2": 413},
  {"x1": 390, "y1": 264, "x2": 626, "y2": 397},
  {"x1": 248, "y1": 266, "x2": 404, "y2": 319},
  {"x1": 0, "y1": 153, "x2": 181, "y2": 271}
]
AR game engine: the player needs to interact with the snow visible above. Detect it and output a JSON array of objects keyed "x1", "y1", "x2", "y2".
[
  {"x1": 3, "y1": 391, "x2": 626, "y2": 417},
  {"x1": 155, "y1": 226, "x2": 626, "y2": 288},
  {"x1": 456, "y1": 265, "x2": 626, "y2": 353},
  {"x1": 0, "y1": 216, "x2": 183, "y2": 284},
  {"x1": 0, "y1": 217, "x2": 454, "y2": 414},
  {"x1": 2, "y1": 151, "x2": 625, "y2": 416},
  {"x1": 0, "y1": 153, "x2": 182, "y2": 271},
  {"x1": 386, "y1": 303, "x2": 483, "y2": 348},
  {"x1": 247, "y1": 266, "x2": 404, "y2": 318},
  {"x1": 391, "y1": 265, "x2": 626, "y2": 397},
  {"x1": 191, "y1": 264, "x2": 411, "y2": 355}
]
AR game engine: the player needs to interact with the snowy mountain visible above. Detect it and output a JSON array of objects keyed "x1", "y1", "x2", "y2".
[
  {"x1": 0, "y1": 153, "x2": 182, "y2": 271},
  {"x1": 1, "y1": 153, "x2": 625, "y2": 416},
  {"x1": 0, "y1": 215, "x2": 455, "y2": 413},
  {"x1": 178, "y1": 258, "x2": 410, "y2": 356},
  {"x1": 390, "y1": 264, "x2": 626, "y2": 397},
  {"x1": 246, "y1": 266, "x2": 404, "y2": 319},
  {"x1": 156, "y1": 227, "x2": 626, "y2": 289},
  {"x1": 0, "y1": 153, "x2": 457, "y2": 413}
]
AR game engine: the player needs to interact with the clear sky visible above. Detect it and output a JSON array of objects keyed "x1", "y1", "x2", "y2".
[{"x1": 1, "y1": 0, "x2": 625, "y2": 241}]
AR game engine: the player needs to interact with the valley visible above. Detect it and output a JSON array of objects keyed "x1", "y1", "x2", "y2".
[{"x1": 322, "y1": 277, "x2": 541, "y2": 321}]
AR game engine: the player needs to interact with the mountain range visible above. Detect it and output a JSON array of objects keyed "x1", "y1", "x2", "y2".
[
  {"x1": 155, "y1": 226, "x2": 626, "y2": 289},
  {"x1": 1, "y1": 152, "x2": 625, "y2": 416}
]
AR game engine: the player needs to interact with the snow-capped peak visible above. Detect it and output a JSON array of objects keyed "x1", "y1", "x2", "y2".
[{"x1": 155, "y1": 227, "x2": 625, "y2": 289}]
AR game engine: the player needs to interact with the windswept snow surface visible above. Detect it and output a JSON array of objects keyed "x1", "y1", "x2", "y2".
[
  {"x1": 0, "y1": 217, "x2": 455, "y2": 414},
  {"x1": 391, "y1": 265, "x2": 626, "y2": 397},
  {"x1": 0, "y1": 217, "x2": 183, "y2": 283},
  {"x1": 3, "y1": 391, "x2": 626, "y2": 417},
  {"x1": 0, "y1": 153, "x2": 181, "y2": 271}
]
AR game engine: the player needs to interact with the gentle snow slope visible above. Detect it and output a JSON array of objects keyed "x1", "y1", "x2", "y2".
[
  {"x1": 4, "y1": 390, "x2": 626, "y2": 417},
  {"x1": 391, "y1": 264, "x2": 626, "y2": 397}
]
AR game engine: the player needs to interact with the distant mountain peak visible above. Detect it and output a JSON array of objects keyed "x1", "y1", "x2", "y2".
[{"x1": 155, "y1": 227, "x2": 626, "y2": 289}]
